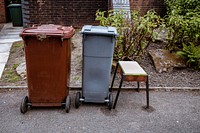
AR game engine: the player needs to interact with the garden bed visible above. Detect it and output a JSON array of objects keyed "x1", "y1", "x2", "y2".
[{"x1": 0, "y1": 31, "x2": 200, "y2": 88}]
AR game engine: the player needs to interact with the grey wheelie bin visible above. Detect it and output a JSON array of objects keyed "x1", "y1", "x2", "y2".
[{"x1": 75, "y1": 25, "x2": 118, "y2": 110}]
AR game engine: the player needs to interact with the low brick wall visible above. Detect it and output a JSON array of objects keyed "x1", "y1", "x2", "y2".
[
  {"x1": 22, "y1": 0, "x2": 108, "y2": 28},
  {"x1": 130, "y1": 0, "x2": 166, "y2": 16},
  {"x1": 0, "y1": 0, "x2": 6, "y2": 23}
]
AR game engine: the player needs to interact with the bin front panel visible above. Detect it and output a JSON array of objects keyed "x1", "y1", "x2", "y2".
[
  {"x1": 25, "y1": 37, "x2": 71, "y2": 103},
  {"x1": 83, "y1": 35, "x2": 115, "y2": 57},
  {"x1": 83, "y1": 57, "x2": 112, "y2": 103}
]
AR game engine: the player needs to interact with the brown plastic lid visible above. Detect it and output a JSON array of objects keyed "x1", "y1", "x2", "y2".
[{"x1": 20, "y1": 24, "x2": 75, "y2": 39}]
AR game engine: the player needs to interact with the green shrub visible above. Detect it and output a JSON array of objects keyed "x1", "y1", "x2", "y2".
[
  {"x1": 165, "y1": 0, "x2": 200, "y2": 49},
  {"x1": 165, "y1": 0, "x2": 200, "y2": 16},
  {"x1": 96, "y1": 10, "x2": 163, "y2": 61},
  {"x1": 177, "y1": 43, "x2": 200, "y2": 68},
  {"x1": 165, "y1": 0, "x2": 200, "y2": 68}
]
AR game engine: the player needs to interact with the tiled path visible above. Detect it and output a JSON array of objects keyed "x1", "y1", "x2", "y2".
[{"x1": 0, "y1": 23, "x2": 23, "y2": 79}]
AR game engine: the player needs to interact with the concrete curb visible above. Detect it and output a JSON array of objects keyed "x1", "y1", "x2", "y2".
[{"x1": 0, "y1": 86, "x2": 199, "y2": 91}]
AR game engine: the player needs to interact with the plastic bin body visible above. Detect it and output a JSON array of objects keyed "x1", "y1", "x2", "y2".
[
  {"x1": 20, "y1": 24, "x2": 75, "y2": 106},
  {"x1": 81, "y1": 25, "x2": 117, "y2": 103},
  {"x1": 7, "y1": 4, "x2": 23, "y2": 26}
]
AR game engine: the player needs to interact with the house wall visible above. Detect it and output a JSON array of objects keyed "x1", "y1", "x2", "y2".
[
  {"x1": 0, "y1": 0, "x2": 6, "y2": 23},
  {"x1": 22, "y1": 0, "x2": 108, "y2": 28},
  {"x1": 129, "y1": 0, "x2": 166, "y2": 16}
]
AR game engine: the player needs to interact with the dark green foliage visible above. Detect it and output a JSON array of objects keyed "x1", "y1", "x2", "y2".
[
  {"x1": 177, "y1": 43, "x2": 200, "y2": 69},
  {"x1": 165, "y1": 0, "x2": 200, "y2": 50},
  {"x1": 165, "y1": 0, "x2": 200, "y2": 16},
  {"x1": 165, "y1": 0, "x2": 200, "y2": 68}
]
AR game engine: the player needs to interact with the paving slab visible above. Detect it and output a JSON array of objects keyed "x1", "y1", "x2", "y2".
[
  {"x1": 0, "y1": 52, "x2": 10, "y2": 63},
  {"x1": 0, "y1": 52, "x2": 10, "y2": 77},
  {"x1": 0, "y1": 38, "x2": 22, "y2": 43},
  {"x1": 0, "y1": 63, "x2": 6, "y2": 77},
  {"x1": 0, "y1": 35, "x2": 21, "y2": 39},
  {"x1": 0, "y1": 43, "x2": 12, "y2": 53},
  {"x1": 6, "y1": 31, "x2": 22, "y2": 35}
]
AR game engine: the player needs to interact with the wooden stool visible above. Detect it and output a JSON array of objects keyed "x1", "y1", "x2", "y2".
[{"x1": 111, "y1": 61, "x2": 149, "y2": 109}]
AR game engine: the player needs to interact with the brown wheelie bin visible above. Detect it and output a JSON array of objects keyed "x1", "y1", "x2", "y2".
[{"x1": 20, "y1": 24, "x2": 75, "y2": 113}]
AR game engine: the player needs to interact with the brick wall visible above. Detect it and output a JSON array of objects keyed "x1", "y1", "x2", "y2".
[
  {"x1": 129, "y1": 0, "x2": 166, "y2": 16},
  {"x1": 0, "y1": 0, "x2": 6, "y2": 23},
  {"x1": 22, "y1": 0, "x2": 108, "y2": 28}
]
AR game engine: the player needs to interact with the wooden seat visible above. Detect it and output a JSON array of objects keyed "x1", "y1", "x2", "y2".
[{"x1": 111, "y1": 61, "x2": 149, "y2": 109}]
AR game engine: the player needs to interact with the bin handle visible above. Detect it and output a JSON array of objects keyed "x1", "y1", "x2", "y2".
[
  {"x1": 84, "y1": 25, "x2": 92, "y2": 31},
  {"x1": 20, "y1": 27, "x2": 38, "y2": 46},
  {"x1": 108, "y1": 27, "x2": 114, "y2": 33},
  {"x1": 20, "y1": 27, "x2": 37, "y2": 39},
  {"x1": 36, "y1": 34, "x2": 47, "y2": 41},
  {"x1": 58, "y1": 26, "x2": 75, "y2": 46},
  {"x1": 57, "y1": 27, "x2": 65, "y2": 46}
]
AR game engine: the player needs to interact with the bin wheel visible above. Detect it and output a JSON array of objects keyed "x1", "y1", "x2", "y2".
[
  {"x1": 75, "y1": 92, "x2": 81, "y2": 109},
  {"x1": 107, "y1": 93, "x2": 113, "y2": 110},
  {"x1": 65, "y1": 96, "x2": 71, "y2": 113},
  {"x1": 20, "y1": 96, "x2": 29, "y2": 114}
]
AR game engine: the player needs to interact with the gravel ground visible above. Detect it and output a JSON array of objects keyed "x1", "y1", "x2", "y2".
[{"x1": 0, "y1": 89, "x2": 200, "y2": 132}]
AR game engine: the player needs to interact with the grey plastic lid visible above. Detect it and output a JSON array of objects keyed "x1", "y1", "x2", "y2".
[{"x1": 81, "y1": 25, "x2": 118, "y2": 36}]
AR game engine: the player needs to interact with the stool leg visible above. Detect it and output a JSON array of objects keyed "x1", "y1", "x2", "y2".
[
  {"x1": 137, "y1": 82, "x2": 140, "y2": 92},
  {"x1": 113, "y1": 75, "x2": 124, "y2": 109},
  {"x1": 110, "y1": 62, "x2": 119, "y2": 92},
  {"x1": 146, "y1": 76, "x2": 149, "y2": 108}
]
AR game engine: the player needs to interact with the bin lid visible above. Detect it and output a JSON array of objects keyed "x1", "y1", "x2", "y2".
[
  {"x1": 7, "y1": 4, "x2": 21, "y2": 8},
  {"x1": 81, "y1": 25, "x2": 118, "y2": 36},
  {"x1": 20, "y1": 24, "x2": 75, "y2": 39}
]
